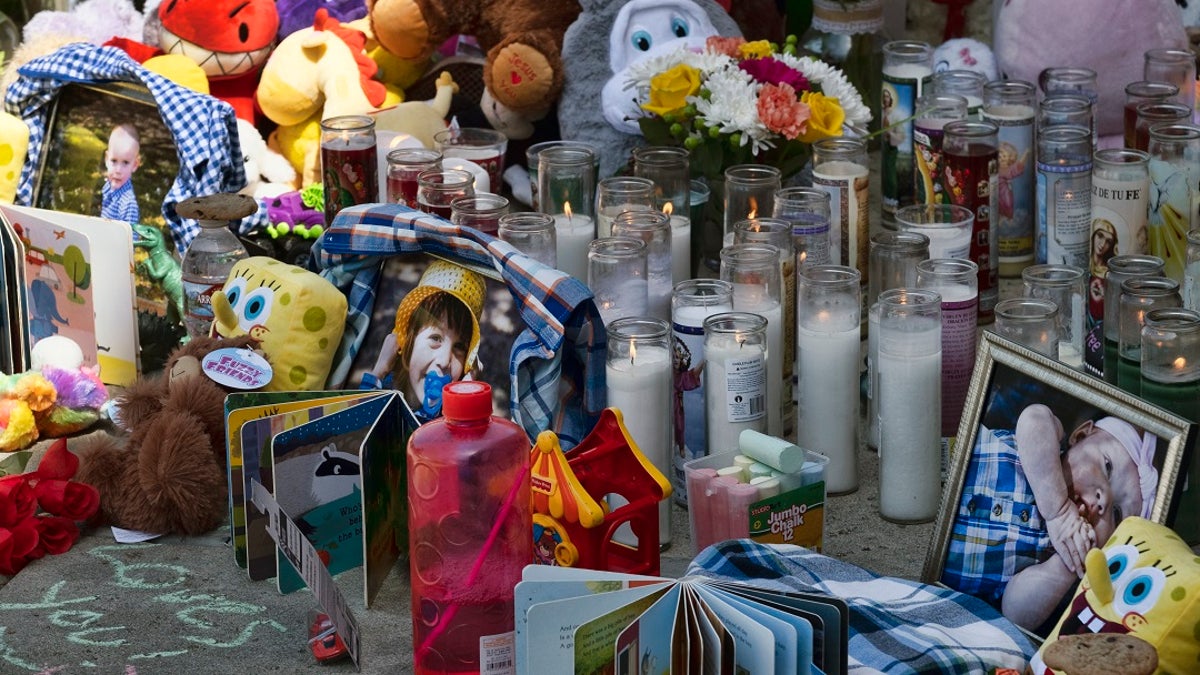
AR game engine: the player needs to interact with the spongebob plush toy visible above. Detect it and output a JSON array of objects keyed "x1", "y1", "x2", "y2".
[
  {"x1": 210, "y1": 257, "x2": 347, "y2": 391},
  {"x1": 1031, "y1": 517, "x2": 1200, "y2": 674}
]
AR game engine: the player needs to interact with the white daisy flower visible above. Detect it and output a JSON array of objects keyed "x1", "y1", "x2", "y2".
[
  {"x1": 624, "y1": 50, "x2": 734, "y2": 91},
  {"x1": 775, "y1": 52, "x2": 873, "y2": 128},
  {"x1": 693, "y1": 66, "x2": 773, "y2": 154}
]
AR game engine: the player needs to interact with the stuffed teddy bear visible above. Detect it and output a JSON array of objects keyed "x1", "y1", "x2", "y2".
[
  {"x1": 73, "y1": 335, "x2": 260, "y2": 535},
  {"x1": 366, "y1": 0, "x2": 584, "y2": 137}
]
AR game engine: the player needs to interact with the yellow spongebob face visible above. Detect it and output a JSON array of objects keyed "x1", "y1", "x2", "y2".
[
  {"x1": 211, "y1": 257, "x2": 347, "y2": 391},
  {"x1": 1037, "y1": 517, "x2": 1200, "y2": 673}
]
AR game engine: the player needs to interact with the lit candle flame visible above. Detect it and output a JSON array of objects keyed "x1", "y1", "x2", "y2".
[
  {"x1": 1175, "y1": 356, "x2": 1188, "y2": 370},
  {"x1": 748, "y1": 197, "x2": 758, "y2": 219},
  {"x1": 564, "y1": 201, "x2": 574, "y2": 223},
  {"x1": 629, "y1": 340, "x2": 637, "y2": 366},
  {"x1": 663, "y1": 202, "x2": 674, "y2": 217},
  {"x1": 798, "y1": 251, "x2": 807, "y2": 265}
]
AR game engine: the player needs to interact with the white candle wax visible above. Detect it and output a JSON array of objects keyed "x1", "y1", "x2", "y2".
[
  {"x1": 884, "y1": 63, "x2": 933, "y2": 82},
  {"x1": 595, "y1": 278, "x2": 648, "y2": 326},
  {"x1": 812, "y1": 160, "x2": 870, "y2": 269},
  {"x1": 553, "y1": 214, "x2": 594, "y2": 282},
  {"x1": 732, "y1": 287, "x2": 783, "y2": 438},
  {"x1": 878, "y1": 324, "x2": 942, "y2": 522},
  {"x1": 796, "y1": 323, "x2": 861, "y2": 494},
  {"x1": 607, "y1": 344, "x2": 673, "y2": 546},
  {"x1": 597, "y1": 203, "x2": 652, "y2": 239},
  {"x1": 705, "y1": 340, "x2": 768, "y2": 456},
  {"x1": 670, "y1": 215, "x2": 691, "y2": 285},
  {"x1": 672, "y1": 300, "x2": 734, "y2": 502},
  {"x1": 648, "y1": 270, "x2": 672, "y2": 322}
]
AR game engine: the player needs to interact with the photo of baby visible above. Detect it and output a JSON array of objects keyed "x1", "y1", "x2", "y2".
[{"x1": 100, "y1": 123, "x2": 140, "y2": 224}]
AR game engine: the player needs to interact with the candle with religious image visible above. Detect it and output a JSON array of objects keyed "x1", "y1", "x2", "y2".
[
  {"x1": 881, "y1": 40, "x2": 933, "y2": 224},
  {"x1": 1147, "y1": 124, "x2": 1200, "y2": 283},
  {"x1": 912, "y1": 93, "x2": 968, "y2": 206},
  {"x1": 982, "y1": 79, "x2": 1037, "y2": 278},
  {"x1": 811, "y1": 138, "x2": 869, "y2": 279},
  {"x1": 720, "y1": 245, "x2": 784, "y2": 438},
  {"x1": 943, "y1": 120, "x2": 999, "y2": 321},
  {"x1": 1035, "y1": 125, "x2": 1091, "y2": 269},
  {"x1": 320, "y1": 115, "x2": 378, "y2": 226},
  {"x1": 703, "y1": 313, "x2": 769, "y2": 457}
]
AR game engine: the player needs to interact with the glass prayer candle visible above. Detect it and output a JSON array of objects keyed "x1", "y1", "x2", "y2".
[
  {"x1": 1035, "y1": 125, "x2": 1092, "y2": 268},
  {"x1": 588, "y1": 236, "x2": 648, "y2": 325},
  {"x1": 866, "y1": 290, "x2": 900, "y2": 450},
  {"x1": 876, "y1": 288, "x2": 942, "y2": 523},
  {"x1": 796, "y1": 265, "x2": 862, "y2": 495},
  {"x1": 1134, "y1": 101, "x2": 1191, "y2": 152},
  {"x1": 671, "y1": 278, "x2": 735, "y2": 504},
  {"x1": 881, "y1": 40, "x2": 934, "y2": 223},
  {"x1": 1022, "y1": 264, "x2": 1087, "y2": 370},
  {"x1": 1125, "y1": 81, "x2": 1181, "y2": 150},
  {"x1": 720, "y1": 244, "x2": 784, "y2": 438},
  {"x1": 497, "y1": 212, "x2": 556, "y2": 268},
  {"x1": 320, "y1": 115, "x2": 379, "y2": 227},
  {"x1": 1093, "y1": 148, "x2": 1150, "y2": 258},
  {"x1": 983, "y1": 79, "x2": 1037, "y2": 278},
  {"x1": 1038, "y1": 93, "x2": 1093, "y2": 131},
  {"x1": 703, "y1": 312, "x2": 769, "y2": 456},
  {"x1": 415, "y1": 167, "x2": 474, "y2": 220},
  {"x1": 933, "y1": 69, "x2": 985, "y2": 118},
  {"x1": 868, "y1": 230, "x2": 929, "y2": 311},
  {"x1": 433, "y1": 127, "x2": 508, "y2": 195},
  {"x1": 525, "y1": 140, "x2": 600, "y2": 211},
  {"x1": 606, "y1": 316, "x2": 674, "y2": 547},
  {"x1": 611, "y1": 210, "x2": 673, "y2": 322},
  {"x1": 595, "y1": 176, "x2": 655, "y2": 239},
  {"x1": 1147, "y1": 124, "x2": 1200, "y2": 282},
  {"x1": 1187, "y1": 229, "x2": 1200, "y2": 310},
  {"x1": 943, "y1": 120, "x2": 999, "y2": 321},
  {"x1": 539, "y1": 146, "x2": 597, "y2": 282},
  {"x1": 1100, "y1": 254, "x2": 1165, "y2": 382},
  {"x1": 1039, "y1": 66, "x2": 1098, "y2": 145},
  {"x1": 385, "y1": 148, "x2": 441, "y2": 209},
  {"x1": 1144, "y1": 47, "x2": 1196, "y2": 111},
  {"x1": 1117, "y1": 276, "x2": 1182, "y2": 395},
  {"x1": 894, "y1": 203, "x2": 973, "y2": 260},
  {"x1": 774, "y1": 186, "x2": 833, "y2": 270},
  {"x1": 912, "y1": 93, "x2": 968, "y2": 206},
  {"x1": 916, "y1": 258, "x2": 979, "y2": 441},
  {"x1": 633, "y1": 147, "x2": 692, "y2": 283},
  {"x1": 1140, "y1": 307, "x2": 1200, "y2": 420},
  {"x1": 449, "y1": 192, "x2": 508, "y2": 235},
  {"x1": 992, "y1": 297, "x2": 1059, "y2": 358},
  {"x1": 723, "y1": 165, "x2": 781, "y2": 243},
  {"x1": 811, "y1": 137, "x2": 869, "y2": 285}
]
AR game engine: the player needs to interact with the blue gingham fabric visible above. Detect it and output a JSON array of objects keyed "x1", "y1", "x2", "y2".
[
  {"x1": 101, "y1": 179, "x2": 139, "y2": 223},
  {"x1": 5, "y1": 42, "x2": 263, "y2": 252},
  {"x1": 690, "y1": 540, "x2": 1036, "y2": 674},
  {"x1": 309, "y1": 203, "x2": 607, "y2": 447}
]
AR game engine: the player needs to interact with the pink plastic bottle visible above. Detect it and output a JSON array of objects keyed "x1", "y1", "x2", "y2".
[{"x1": 408, "y1": 381, "x2": 531, "y2": 675}]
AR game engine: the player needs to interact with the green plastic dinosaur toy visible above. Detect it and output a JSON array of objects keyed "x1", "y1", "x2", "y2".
[{"x1": 132, "y1": 223, "x2": 184, "y2": 322}]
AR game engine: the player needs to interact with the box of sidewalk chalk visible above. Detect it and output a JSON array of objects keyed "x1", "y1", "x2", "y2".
[{"x1": 684, "y1": 430, "x2": 828, "y2": 555}]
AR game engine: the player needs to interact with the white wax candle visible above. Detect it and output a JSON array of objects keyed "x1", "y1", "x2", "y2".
[
  {"x1": 705, "y1": 340, "x2": 768, "y2": 456},
  {"x1": 670, "y1": 215, "x2": 691, "y2": 285},
  {"x1": 597, "y1": 203, "x2": 652, "y2": 238},
  {"x1": 884, "y1": 63, "x2": 933, "y2": 82},
  {"x1": 648, "y1": 270, "x2": 672, "y2": 322},
  {"x1": 672, "y1": 299, "x2": 734, "y2": 496},
  {"x1": 594, "y1": 278, "x2": 648, "y2": 326},
  {"x1": 878, "y1": 324, "x2": 942, "y2": 522},
  {"x1": 553, "y1": 214, "x2": 594, "y2": 282},
  {"x1": 812, "y1": 160, "x2": 870, "y2": 269},
  {"x1": 607, "y1": 343, "x2": 673, "y2": 546},
  {"x1": 732, "y1": 287, "x2": 783, "y2": 438},
  {"x1": 796, "y1": 323, "x2": 861, "y2": 494}
]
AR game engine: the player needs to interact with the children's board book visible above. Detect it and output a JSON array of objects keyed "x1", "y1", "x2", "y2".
[
  {"x1": 226, "y1": 390, "x2": 416, "y2": 608},
  {"x1": 0, "y1": 203, "x2": 138, "y2": 384},
  {"x1": 514, "y1": 565, "x2": 849, "y2": 675}
]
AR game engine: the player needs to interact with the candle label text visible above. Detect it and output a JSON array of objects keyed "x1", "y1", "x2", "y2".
[{"x1": 722, "y1": 356, "x2": 767, "y2": 423}]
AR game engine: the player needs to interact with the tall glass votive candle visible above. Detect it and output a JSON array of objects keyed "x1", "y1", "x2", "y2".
[
  {"x1": 933, "y1": 70, "x2": 985, "y2": 118},
  {"x1": 671, "y1": 279, "x2": 734, "y2": 504},
  {"x1": 775, "y1": 187, "x2": 833, "y2": 268},
  {"x1": 606, "y1": 316, "x2": 674, "y2": 547},
  {"x1": 415, "y1": 168, "x2": 474, "y2": 219},
  {"x1": 881, "y1": 40, "x2": 934, "y2": 223},
  {"x1": 1022, "y1": 264, "x2": 1087, "y2": 369},
  {"x1": 1147, "y1": 124, "x2": 1200, "y2": 282},
  {"x1": 894, "y1": 203, "x2": 973, "y2": 260},
  {"x1": 983, "y1": 79, "x2": 1037, "y2": 278},
  {"x1": 1092, "y1": 149, "x2": 1150, "y2": 266},
  {"x1": 1134, "y1": 102, "x2": 1192, "y2": 152},
  {"x1": 1039, "y1": 66, "x2": 1098, "y2": 145},
  {"x1": 450, "y1": 193, "x2": 508, "y2": 235},
  {"x1": 320, "y1": 115, "x2": 379, "y2": 226},
  {"x1": 497, "y1": 212, "x2": 556, "y2": 268},
  {"x1": 877, "y1": 288, "x2": 942, "y2": 522},
  {"x1": 1118, "y1": 276, "x2": 1182, "y2": 395},
  {"x1": 992, "y1": 297, "x2": 1059, "y2": 357},
  {"x1": 796, "y1": 265, "x2": 862, "y2": 495},
  {"x1": 1188, "y1": 230, "x2": 1200, "y2": 310},
  {"x1": 1101, "y1": 254, "x2": 1166, "y2": 381},
  {"x1": 1035, "y1": 125, "x2": 1092, "y2": 268},
  {"x1": 943, "y1": 120, "x2": 999, "y2": 321},
  {"x1": 812, "y1": 137, "x2": 869, "y2": 273},
  {"x1": 1144, "y1": 47, "x2": 1197, "y2": 111},
  {"x1": 589, "y1": 237, "x2": 648, "y2": 325},
  {"x1": 540, "y1": 146, "x2": 597, "y2": 282},
  {"x1": 1125, "y1": 81, "x2": 1181, "y2": 150},
  {"x1": 386, "y1": 148, "x2": 441, "y2": 208},
  {"x1": 720, "y1": 244, "x2": 784, "y2": 438},
  {"x1": 1140, "y1": 307, "x2": 1200, "y2": 419},
  {"x1": 1038, "y1": 93, "x2": 1093, "y2": 133},
  {"x1": 704, "y1": 312, "x2": 769, "y2": 456},
  {"x1": 866, "y1": 290, "x2": 901, "y2": 450},
  {"x1": 611, "y1": 210, "x2": 673, "y2": 322},
  {"x1": 916, "y1": 258, "x2": 978, "y2": 440},
  {"x1": 912, "y1": 93, "x2": 968, "y2": 206},
  {"x1": 633, "y1": 147, "x2": 692, "y2": 284},
  {"x1": 724, "y1": 165, "x2": 781, "y2": 241},
  {"x1": 526, "y1": 140, "x2": 600, "y2": 211},
  {"x1": 868, "y1": 231, "x2": 929, "y2": 311},
  {"x1": 595, "y1": 176, "x2": 655, "y2": 239},
  {"x1": 690, "y1": 179, "x2": 713, "y2": 274},
  {"x1": 433, "y1": 127, "x2": 508, "y2": 195}
]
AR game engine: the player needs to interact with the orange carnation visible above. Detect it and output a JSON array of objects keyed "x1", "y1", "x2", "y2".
[
  {"x1": 757, "y1": 83, "x2": 809, "y2": 140},
  {"x1": 706, "y1": 36, "x2": 746, "y2": 59}
]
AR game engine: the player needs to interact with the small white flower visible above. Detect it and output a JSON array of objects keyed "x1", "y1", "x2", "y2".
[
  {"x1": 624, "y1": 50, "x2": 734, "y2": 91},
  {"x1": 775, "y1": 52, "x2": 872, "y2": 128}
]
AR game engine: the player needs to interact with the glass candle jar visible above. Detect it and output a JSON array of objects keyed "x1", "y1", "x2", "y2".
[
  {"x1": 1039, "y1": 66, "x2": 1098, "y2": 145},
  {"x1": 1187, "y1": 229, "x2": 1200, "y2": 311},
  {"x1": 433, "y1": 127, "x2": 508, "y2": 194},
  {"x1": 880, "y1": 40, "x2": 934, "y2": 222},
  {"x1": 723, "y1": 164, "x2": 781, "y2": 242},
  {"x1": 497, "y1": 212, "x2": 556, "y2": 268},
  {"x1": 733, "y1": 218, "x2": 796, "y2": 425},
  {"x1": 633, "y1": 147, "x2": 692, "y2": 282},
  {"x1": 933, "y1": 70, "x2": 985, "y2": 118},
  {"x1": 450, "y1": 192, "x2": 508, "y2": 235},
  {"x1": 720, "y1": 244, "x2": 784, "y2": 438},
  {"x1": 540, "y1": 146, "x2": 597, "y2": 282},
  {"x1": 796, "y1": 265, "x2": 862, "y2": 495},
  {"x1": 1134, "y1": 102, "x2": 1192, "y2": 152},
  {"x1": 595, "y1": 176, "x2": 655, "y2": 239},
  {"x1": 868, "y1": 230, "x2": 929, "y2": 311},
  {"x1": 912, "y1": 93, "x2": 969, "y2": 207},
  {"x1": 1125, "y1": 81, "x2": 1181, "y2": 150},
  {"x1": 992, "y1": 297, "x2": 1059, "y2": 358},
  {"x1": 1092, "y1": 148, "x2": 1150, "y2": 265},
  {"x1": 1118, "y1": 276, "x2": 1182, "y2": 394},
  {"x1": 611, "y1": 210, "x2": 673, "y2": 322},
  {"x1": 671, "y1": 278, "x2": 734, "y2": 504},
  {"x1": 1101, "y1": 254, "x2": 1166, "y2": 381},
  {"x1": 526, "y1": 140, "x2": 599, "y2": 211},
  {"x1": 916, "y1": 258, "x2": 979, "y2": 440},
  {"x1": 415, "y1": 167, "x2": 474, "y2": 219},
  {"x1": 1035, "y1": 125, "x2": 1092, "y2": 269},
  {"x1": 894, "y1": 203, "x2": 973, "y2": 260},
  {"x1": 1144, "y1": 47, "x2": 1197, "y2": 111},
  {"x1": 703, "y1": 312, "x2": 769, "y2": 456},
  {"x1": 320, "y1": 115, "x2": 379, "y2": 226},
  {"x1": 606, "y1": 316, "x2": 674, "y2": 547},
  {"x1": 386, "y1": 148, "x2": 442, "y2": 208},
  {"x1": 1140, "y1": 307, "x2": 1200, "y2": 419},
  {"x1": 876, "y1": 288, "x2": 942, "y2": 523},
  {"x1": 983, "y1": 79, "x2": 1037, "y2": 278},
  {"x1": 588, "y1": 237, "x2": 648, "y2": 325},
  {"x1": 775, "y1": 186, "x2": 833, "y2": 270},
  {"x1": 1022, "y1": 264, "x2": 1087, "y2": 370},
  {"x1": 1038, "y1": 93, "x2": 1093, "y2": 132},
  {"x1": 1147, "y1": 124, "x2": 1200, "y2": 282},
  {"x1": 943, "y1": 120, "x2": 1000, "y2": 321}
]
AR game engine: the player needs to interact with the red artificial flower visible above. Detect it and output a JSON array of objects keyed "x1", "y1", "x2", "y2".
[
  {"x1": 0, "y1": 519, "x2": 41, "y2": 576},
  {"x1": 35, "y1": 479, "x2": 99, "y2": 522},
  {"x1": 33, "y1": 516, "x2": 80, "y2": 557},
  {"x1": 34, "y1": 438, "x2": 79, "y2": 481},
  {"x1": 757, "y1": 82, "x2": 810, "y2": 140},
  {"x1": 0, "y1": 475, "x2": 36, "y2": 528}
]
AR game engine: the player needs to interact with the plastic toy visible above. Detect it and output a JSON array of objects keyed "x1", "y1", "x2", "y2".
[{"x1": 528, "y1": 408, "x2": 671, "y2": 575}]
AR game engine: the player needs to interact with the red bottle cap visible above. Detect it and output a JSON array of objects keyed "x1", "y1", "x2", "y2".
[{"x1": 441, "y1": 381, "x2": 492, "y2": 420}]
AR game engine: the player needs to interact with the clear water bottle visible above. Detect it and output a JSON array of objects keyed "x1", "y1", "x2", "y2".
[{"x1": 181, "y1": 218, "x2": 249, "y2": 339}]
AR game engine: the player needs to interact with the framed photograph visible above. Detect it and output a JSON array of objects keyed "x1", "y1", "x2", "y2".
[{"x1": 923, "y1": 331, "x2": 1195, "y2": 640}]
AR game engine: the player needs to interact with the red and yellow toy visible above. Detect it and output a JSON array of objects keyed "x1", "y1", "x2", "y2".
[{"x1": 529, "y1": 408, "x2": 671, "y2": 576}]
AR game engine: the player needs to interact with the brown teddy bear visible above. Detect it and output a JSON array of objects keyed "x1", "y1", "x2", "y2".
[
  {"x1": 366, "y1": 0, "x2": 582, "y2": 124},
  {"x1": 73, "y1": 335, "x2": 261, "y2": 536}
]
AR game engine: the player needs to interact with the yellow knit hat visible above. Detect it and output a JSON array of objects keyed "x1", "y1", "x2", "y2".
[{"x1": 392, "y1": 260, "x2": 486, "y2": 368}]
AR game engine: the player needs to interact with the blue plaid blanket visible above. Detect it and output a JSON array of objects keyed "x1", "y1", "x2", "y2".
[{"x1": 689, "y1": 540, "x2": 1036, "y2": 674}]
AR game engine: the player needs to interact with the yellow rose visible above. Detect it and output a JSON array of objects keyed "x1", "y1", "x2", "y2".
[
  {"x1": 641, "y1": 64, "x2": 702, "y2": 116},
  {"x1": 738, "y1": 40, "x2": 773, "y2": 60},
  {"x1": 798, "y1": 91, "x2": 845, "y2": 143}
]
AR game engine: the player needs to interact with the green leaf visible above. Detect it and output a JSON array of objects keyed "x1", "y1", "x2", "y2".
[{"x1": 637, "y1": 117, "x2": 676, "y2": 147}]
